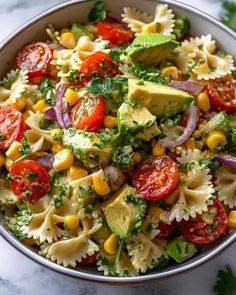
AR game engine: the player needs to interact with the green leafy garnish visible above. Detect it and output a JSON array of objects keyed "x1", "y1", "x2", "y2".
[
  {"x1": 88, "y1": 1, "x2": 109, "y2": 23},
  {"x1": 109, "y1": 48, "x2": 126, "y2": 64},
  {"x1": 112, "y1": 145, "x2": 134, "y2": 168},
  {"x1": 0, "y1": 70, "x2": 20, "y2": 89},
  {"x1": 221, "y1": 1, "x2": 236, "y2": 32},
  {"x1": 19, "y1": 134, "x2": 30, "y2": 157},
  {"x1": 132, "y1": 63, "x2": 169, "y2": 84},
  {"x1": 27, "y1": 172, "x2": 39, "y2": 180},
  {"x1": 173, "y1": 17, "x2": 190, "y2": 41},
  {"x1": 40, "y1": 78, "x2": 56, "y2": 106},
  {"x1": 68, "y1": 69, "x2": 78, "y2": 82},
  {"x1": 214, "y1": 265, "x2": 236, "y2": 295}
]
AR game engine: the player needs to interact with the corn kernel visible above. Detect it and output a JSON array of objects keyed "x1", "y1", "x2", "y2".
[
  {"x1": 92, "y1": 169, "x2": 110, "y2": 196},
  {"x1": 60, "y1": 32, "x2": 76, "y2": 49},
  {"x1": 142, "y1": 23, "x2": 157, "y2": 33},
  {"x1": 195, "y1": 141, "x2": 204, "y2": 150},
  {"x1": 133, "y1": 152, "x2": 142, "y2": 164},
  {"x1": 185, "y1": 138, "x2": 195, "y2": 151},
  {"x1": 0, "y1": 154, "x2": 5, "y2": 167},
  {"x1": 6, "y1": 141, "x2": 22, "y2": 161},
  {"x1": 33, "y1": 100, "x2": 51, "y2": 113},
  {"x1": 65, "y1": 89, "x2": 80, "y2": 106},
  {"x1": 64, "y1": 214, "x2": 79, "y2": 229},
  {"x1": 228, "y1": 210, "x2": 236, "y2": 229},
  {"x1": 53, "y1": 149, "x2": 74, "y2": 171},
  {"x1": 69, "y1": 165, "x2": 88, "y2": 180},
  {"x1": 52, "y1": 142, "x2": 65, "y2": 154},
  {"x1": 148, "y1": 207, "x2": 164, "y2": 219},
  {"x1": 164, "y1": 189, "x2": 179, "y2": 205},
  {"x1": 11, "y1": 96, "x2": 26, "y2": 111},
  {"x1": 162, "y1": 66, "x2": 179, "y2": 80},
  {"x1": 104, "y1": 233, "x2": 118, "y2": 255},
  {"x1": 196, "y1": 92, "x2": 211, "y2": 113},
  {"x1": 103, "y1": 116, "x2": 117, "y2": 129},
  {"x1": 153, "y1": 142, "x2": 165, "y2": 156},
  {"x1": 5, "y1": 158, "x2": 14, "y2": 171},
  {"x1": 206, "y1": 131, "x2": 227, "y2": 151}
]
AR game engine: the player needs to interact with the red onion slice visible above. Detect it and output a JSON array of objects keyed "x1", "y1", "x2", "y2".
[
  {"x1": 35, "y1": 153, "x2": 54, "y2": 169},
  {"x1": 54, "y1": 83, "x2": 71, "y2": 129},
  {"x1": 45, "y1": 108, "x2": 56, "y2": 120},
  {"x1": 104, "y1": 165, "x2": 123, "y2": 186},
  {"x1": 215, "y1": 154, "x2": 236, "y2": 168},
  {"x1": 168, "y1": 81, "x2": 203, "y2": 96},
  {"x1": 161, "y1": 105, "x2": 198, "y2": 149}
]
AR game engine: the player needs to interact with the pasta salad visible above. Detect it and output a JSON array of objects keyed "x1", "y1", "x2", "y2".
[{"x1": 1, "y1": 1, "x2": 236, "y2": 276}]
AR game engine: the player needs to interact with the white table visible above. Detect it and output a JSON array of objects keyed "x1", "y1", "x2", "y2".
[{"x1": 0, "y1": 1, "x2": 235, "y2": 294}]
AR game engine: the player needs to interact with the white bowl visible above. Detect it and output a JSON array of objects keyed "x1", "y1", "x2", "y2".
[{"x1": 0, "y1": 0, "x2": 236, "y2": 285}]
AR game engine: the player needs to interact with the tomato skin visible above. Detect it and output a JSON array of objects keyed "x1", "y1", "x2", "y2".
[
  {"x1": 16, "y1": 42, "x2": 52, "y2": 78},
  {"x1": 207, "y1": 77, "x2": 236, "y2": 113},
  {"x1": 157, "y1": 220, "x2": 178, "y2": 239},
  {"x1": 79, "y1": 51, "x2": 119, "y2": 85},
  {"x1": 132, "y1": 155, "x2": 180, "y2": 201},
  {"x1": 10, "y1": 160, "x2": 50, "y2": 202},
  {"x1": 71, "y1": 94, "x2": 105, "y2": 131},
  {"x1": 0, "y1": 106, "x2": 25, "y2": 150},
  {"x1": 97, "y1": 16, "x2": 134, "y2": 44},
  {"x1": 79, "y1": 254, "x2": 97, "y2": 265},
  {"x1": 179, "y1": 200, "x2": 228, "y2": 245}
]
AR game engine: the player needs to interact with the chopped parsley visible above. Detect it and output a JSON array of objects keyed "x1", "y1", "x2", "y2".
[
  {"x1": 27, "y1": 172, "x2": 39, "y2": 180},
  {"x1": 88, "y1": 1, "x2": 109, "y2": 23},
  {"x1": 53, "y1": 184, "x2": 69, "y2": 208},
  {"x1": 19, "y1": 134, "x2": 30, "y2": 157},
  {"x1": 109, "y1": 48, "x2": 126, "y2": 64},
  {"x1": 131, "y1": 63, "x2": 170, "y2": 84},
  {"x1": 124, "y1": 193, "x2": 142, "y2": 205},
  {"x1": 111, "y1": 145, "x2": 134, "y2": 168},
  {"x1": 68, "y1": 68, "x2": 78, "y2": 82},
  {"x1": 40, "y1": 78, "x2": 56, "y2": 106},
  {"x1": 221, "y1": 1, "x2": 236, "y2": 32},
  {"x1": 0, "y1": 70, "x2": 19, "y2": 89},
  {"x1": 187, "y1": 57, "x2": 205, "y2": 73}
]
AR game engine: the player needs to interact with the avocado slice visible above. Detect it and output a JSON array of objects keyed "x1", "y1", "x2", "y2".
[
  {"x1": 61, "y1": 128, "x2": 112, "y2": 168},
  {"x1": 135, "y1": 124, "x2": 160, "y2": 141},
  {"x1": 103, "y1": 185, "x2": 146, "y2": 239},
  {"x1": 117, "y1": 102, "x2": 159, "y2": 135},
  {"x1": 128, "y1": 79, "x2": 193, "y2": 118},
  {"x1": 71, "y1": 23, "x2": 94, "y2": 41},
  {"x1": 167, "y1": 236, "x2": 197, "y2": 263},
  {"x1": 200, "y1": 112, "x2": 231, "y2": 135},
  {"x1": 127, "y1": 33, "x2": 179, "y2": 66}
]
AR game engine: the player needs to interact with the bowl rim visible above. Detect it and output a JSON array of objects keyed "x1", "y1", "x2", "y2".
[{"x1": 0, "y1": 0, "x2": 236, "y2": 284}]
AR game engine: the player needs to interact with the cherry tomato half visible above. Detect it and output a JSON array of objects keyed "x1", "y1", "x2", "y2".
[
  {"x1": 10, "y1": 160, "x2": 50, "y2": 202},
  {"x1": 79, "y1": 51, "x2": 119, "y2": 85},
  {"x1": 132, "y1": 155, "x2": 180, "y2": 201},
  {"x1": 16, "y1": 42, "x2": 52, "y2": 78},
  {"x1": 179, "y1": 200, "x2": 228, "y2": 244},
  {"x1": 71, "y1": 94, "x2": 105, "y2": 131},
  {"x1": 207, "y1": 77, "x2": 236, "y2": 113},
  {"x1": 97, "y1": 16, "x2": 134, "y2": 44},
  {"x1": 79, "y1": 254, "x2": 97, "y2": 265},
  {"x1": 157, "y1": 220, "x2": 178, "y2": 239},
  {"x1": 0, "y1": 106, "x2": 25, "y2": 150}
]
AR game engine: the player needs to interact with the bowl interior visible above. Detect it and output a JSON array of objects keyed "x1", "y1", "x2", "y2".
[{"x1": 0, "y1": 0, "x2": 236, "y2": 284}]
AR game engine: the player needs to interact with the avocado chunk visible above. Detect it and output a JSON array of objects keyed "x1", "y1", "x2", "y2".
[
  {"x1": 128, "y1": 79, "x2": 193, "y2": 118},
  {"x1": 117, "y1": 102, "x2": 159, "y2": 136},
  {"x1": 103, "y1": 185, "x2": 146, "y2": 239},
  {"x1": 135, "y1": 124, "x2": 160, "y2": 141},
  {"x1": 126, "y1": 33, "x2": 179, "y2": 66},
  {"x1": 200, "y1": 112, "x2": 231, "y2": 136},
  {"x1": 71, "y1": 23, "x2": 94, "y2": 41},
  {"x1": 92, "y1": 218, "x2": 112, "y2": 244},
  {"x1": 61, "y1": 128, "x2": 112, "y2": 168},
  {"x1": 167, "y1": 236, "x2": 197, "y2": 263}
]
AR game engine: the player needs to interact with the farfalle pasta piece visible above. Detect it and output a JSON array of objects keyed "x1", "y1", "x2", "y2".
[
  {"x1": 215, "y1": 166, "x2": 236, "y2": 209},
  {"x1": 177, "y1": 148, "x2": 204, "y2": 164},
  {"x1": 25, "y1": 111, "x2": 55, "y2": 143},
  {"x1": 41, "y1": 217, "x2": 101, "y2": 267},
  {"x1": 52, "y1": 36, "x2": 109, "y2": 78},
  {"x1": 122, "y1": 4, "x2": 175, "y2": 35},
  {"x1": 169, "y1": 164, "x2": 215, "y2": 222},
  {"x1": 0, "y1": 178, "x2": 18, "y2": 205},
  {"x1": 127, "y1": 233, "x2": 167, "y2": 273},
  {"x1": 0, "y1": 69, "x2": 28, "y2": 106},
  {"x1": 141, "y1": 214, "x2": 160, "y2": 240},
  {"x1": 21, "y1": 203, "x2": 64, "y2": 243},
  {"x1": 172, "y1": 34, "x2": 235, "y2": 80},
  {"x1": 24, "y1": 130, "x2": 45, "y2": 153}
]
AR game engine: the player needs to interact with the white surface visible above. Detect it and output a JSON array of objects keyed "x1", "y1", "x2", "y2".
[{"x1": 0, "y1": 0, "x2": 236, "y2": 294}]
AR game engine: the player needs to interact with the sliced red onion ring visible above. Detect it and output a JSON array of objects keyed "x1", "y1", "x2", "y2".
[
  {"x1": 45, "y1": 108, "x2": 56, "y2": 120},
  {"x1": 203, "y1": 111, "x2": 217, "y2": 121},
  {"x1": 168, "y1": 81, "x2": 203, "y2": 96},
  {"x1": 54, "y1": 83, "x2": 71, "y2": 129},
  {"x1": 161, "y1": 105, "x2": 198, "y2": 149},
  {"x1": 104, "y1": 165, "x2": 123, "y2": 186},
  {"x1": 35, "y1": 153, "x2": 54, "y2": 169},
  {"x1": 215, "y1": 154, "x2": 236, "y2": 168}
]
